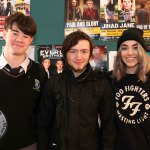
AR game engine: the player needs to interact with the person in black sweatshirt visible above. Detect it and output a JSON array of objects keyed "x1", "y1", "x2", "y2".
[
  {"x1": 110, "y1": 28, "x2": 150, "y2": 150},
  {"x1": 0, "y1": 12, "x2": 46, "y2": 150}
]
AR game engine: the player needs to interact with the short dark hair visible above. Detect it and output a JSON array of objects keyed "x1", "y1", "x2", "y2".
[
  {"x1": 140, "y1": 3, "x2": 145, "y2": 8},
  {"x1": 4, "y1": 12, "x2": 37, "y2": 37},
  {"x1": 42, "y1": 57, "x2": 51, "y2": 63},
  {"x1": 62, "y1": 31, "x2": 93, "y2": 59}
]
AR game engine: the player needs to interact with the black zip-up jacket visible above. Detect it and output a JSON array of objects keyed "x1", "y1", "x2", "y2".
[{"x1": 37, "y1": 64, "x2": 116, "y2": 150}]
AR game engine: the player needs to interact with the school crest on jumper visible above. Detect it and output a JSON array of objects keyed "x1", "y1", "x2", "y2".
[
  {"x1": 0, "y1": 110, "x2": 7, "y2": 139},
  {"x1": 33, "y1": 79, "x2": 40, "y2": 91}
]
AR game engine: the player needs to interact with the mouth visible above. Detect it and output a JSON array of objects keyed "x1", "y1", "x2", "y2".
[
  {"x1": 125, "y1": 57, "x2": 137, "y2": 63},
  {"x1": 126, "y1": 57, "x2": 135, "y2": 60},
  {"x1": 74, "y1": 61, "x2": 83, "y2": 65},
  {"x1": 13, "y1": 44, "x2": 23, "y2": 48},
  {"x1": 126, "y1": 57, "x2": 136, "y2": 60}
]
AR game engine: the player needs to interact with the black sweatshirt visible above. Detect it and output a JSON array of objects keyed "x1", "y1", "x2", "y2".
[{"x1": 114, "y1": 74, "x2": 150, "y2": 150}]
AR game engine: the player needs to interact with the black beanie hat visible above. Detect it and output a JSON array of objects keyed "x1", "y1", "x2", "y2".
[{"x1": 117, "y1": 28, "x2": 147, "y2": 51}]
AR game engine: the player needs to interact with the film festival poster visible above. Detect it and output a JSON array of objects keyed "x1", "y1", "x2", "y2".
[
  {"x1": 37, "y1": 45, "x2": 63, "y2": 70},
  {"x1": 0, "y1": 0, "x2": 30, "y2": 39},
  {"x1": 65, "y1": 0, "x2": 150, "y2": 42}
]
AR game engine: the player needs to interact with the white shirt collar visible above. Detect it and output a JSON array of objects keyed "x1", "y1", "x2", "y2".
[
  {"x1": 0, "y1": 53, "x2": 30, "y2": 74},
  {"x1": 20, "y1": 57, "x2": 30, "y2": 73},
  {"x1": 57, "y1": 70, "x2": 63, "y2": 74}
]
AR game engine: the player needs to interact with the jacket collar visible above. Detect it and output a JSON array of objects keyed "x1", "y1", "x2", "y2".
[{"x1": 62, "y1": 63, "x2": 105, "y2": 82}]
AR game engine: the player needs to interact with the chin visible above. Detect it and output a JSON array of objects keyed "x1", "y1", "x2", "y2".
[{"x1": 75, "y1": 67, "x2": 86, "y2": 73}]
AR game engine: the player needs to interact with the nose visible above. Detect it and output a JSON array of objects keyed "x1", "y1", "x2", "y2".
[
  {"x1": 15, "y1": 34, "x2": 24, "y2": 42},
  {"x1": 127, "y1": 48, "x2": 134, "y2": 55},
  {"x1": 76, "y1": 51, "x2": 82, "y2": 59}
]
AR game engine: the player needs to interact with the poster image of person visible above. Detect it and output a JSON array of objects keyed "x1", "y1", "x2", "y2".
[
  {"x1": 0, "y1": 0, "x2": 30, "y2": 16},
  {"x1": 100, "y1": 0, "x2": 117, "y2": 23},
  {"x1": 66, "y1": 0, "x2": 82, "y2": 21},
  {"x1": 104, "y1": 0, "x2": 115, "y2": 23},
  {"x1": 15, "y1": 0, "x2": 30, "y2": 16},
  {"x1": 41, "y1": 57, "x2": 51, "y2": 79},
  {"x1": 5, "y1": 0, "x2": 13, "y2": 16},
  {"x1": 37, "y1": 45, "x2": 63, "y2": 72},
  {"x1": 0, "y1": 0, "x2": 5, "y2": 16},
  {"x1": 82, "y1": 0, "x2": 99, "y2": 20},
  {"x1": 0, "y1": 0, "x2": 13, "y2": 16},
  {"x1": 118, "y1": 0, "x2": 136, "y2": 22},
  {"x1": 52, "y1": 59, "x2": 64, "y2": 75},
  {"x1": 89, "y1": 45, "x2": 107, "y2": 73},
  {"x1": 65, "y1": 0, "x2": 100, "y2": 40},
  {"x1": 0, "y1": 0, "x2": 30, "y2": 39},
  {"x1": 135, "y1": 1, "x2": 150, "y2": 24}
]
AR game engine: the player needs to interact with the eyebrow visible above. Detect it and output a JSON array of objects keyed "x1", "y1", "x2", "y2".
[
  {"x1": 11, "y1": 29, "x2": 19, "y2": 33},
  {"x1": 70, "y1": 48, "x2": 88, "y2": 51},
  {"x1": 121, "y1": 43, "x2": 138, "y2": 47}
]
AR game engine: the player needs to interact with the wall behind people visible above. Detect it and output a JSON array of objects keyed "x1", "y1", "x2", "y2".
[{"x1": 0, "y1": 0, "x2": 117, "y2": 62}]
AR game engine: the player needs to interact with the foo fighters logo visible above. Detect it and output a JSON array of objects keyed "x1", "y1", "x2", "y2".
[
  {"x1": 121, "y1": 95, "x2": 142, "y2": 116},
  {"x1": 0, "y1": 111, "x2": 7, "y2": 139},
  {"x1": 115, "y1": 85, "x2": 150, "y2": 124}
]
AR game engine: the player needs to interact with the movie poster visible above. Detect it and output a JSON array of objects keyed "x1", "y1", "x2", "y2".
[
  {"x1": 65, "y1": 0, "x2": 150, "y2": 42},
  {"x1": 0, "y1": 0, "x2": 30, "y2": 38},
  {"x1": 37, "y1": 45, "x2": 64, "y2": 77},
  {"x1": 89, "y1": 45, "x2": 107, "y2": 72},
  {"x1": 100, "y1": 0, "x2": 150, "y2": 41},
  {"x1": 37, "y1": 45, "x2": 63, "y2": 64},
  {"x1": 65, "y1": 0, "x2": 100, "y2": 39}
]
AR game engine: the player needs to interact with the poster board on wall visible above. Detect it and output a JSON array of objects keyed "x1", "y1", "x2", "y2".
[
  {"x1": 64, "y1": 0, "x2": 150, "y2": 41},
  {"x1": 89, "y1": 45, "x2": 107, "y2": 72},
  {"x1": 108, "y1": 50, "x2": 117, "y2": 71},
  {"x1": 0, "y1": 0, "x2": 30, "y2": 39}
]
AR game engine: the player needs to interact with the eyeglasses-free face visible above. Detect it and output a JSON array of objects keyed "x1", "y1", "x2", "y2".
[
  {"x1": 120, "y1": 40, "x2": 139, "y2": 74},
  {"x1": 66, "y1": 39, "x2": 91, "y2": 75}
]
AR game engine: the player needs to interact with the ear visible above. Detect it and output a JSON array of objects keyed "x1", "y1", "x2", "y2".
[{"x1": 29, "y1": 37, "x2": 33, "y2": 44}]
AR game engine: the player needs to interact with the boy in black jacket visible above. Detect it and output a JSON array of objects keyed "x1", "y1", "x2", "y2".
[{"x1": 37, "y1": 31, "x2": 116, "y2": 150}]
